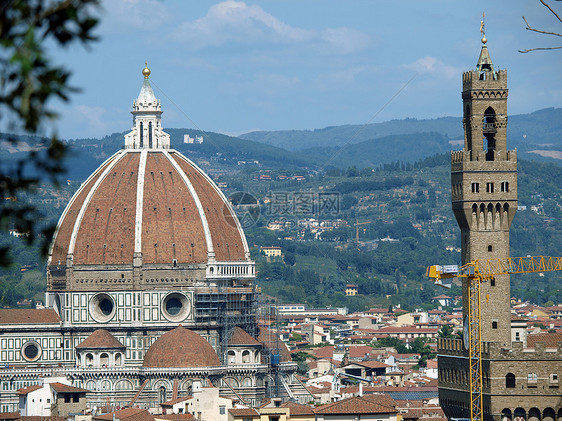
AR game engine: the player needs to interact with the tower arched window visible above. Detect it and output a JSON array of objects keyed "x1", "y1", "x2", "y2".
[
  {"x1": 506, "y1": 373, "x2": 516, "y2": 388},
  {"x1": 140, "y1": 122, "x2": 143, "y2": 147},
  {"x1": 483, "y1": 107, "x2": 497, "y2": 161},
  {"x1": 149, "y1": 122, "x2": 153, "y2": 148}
]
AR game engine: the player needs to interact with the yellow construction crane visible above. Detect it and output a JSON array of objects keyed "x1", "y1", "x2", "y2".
[
  {"x1": 355, "y1": 219, "x2": 371, "y2": 242},
  {"x1": 426, "y1": 256, "x2": 562, "y2": 421}
]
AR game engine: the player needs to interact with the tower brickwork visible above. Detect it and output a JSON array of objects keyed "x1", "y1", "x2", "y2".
[
  {"x1": 440, "y1": 30, "x2": 561, "y2": 421},
  {"x1": 451, "y1": 40, "x2": 517, "y2": 345}
]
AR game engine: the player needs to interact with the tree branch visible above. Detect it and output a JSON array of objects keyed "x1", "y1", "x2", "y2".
[
  {"x1": 522, "y1": 15, "x2": 562, "y2": 37},
  {"x1": 518, "y1": 45, "x2": 562, "y2": 53},
  {"x1": 540, "y1": 0, "x2": 562, "y2": 24}
]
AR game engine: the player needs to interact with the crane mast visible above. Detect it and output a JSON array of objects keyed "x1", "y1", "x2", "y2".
[{"x1": 426, "y1": 256, "x2": 562, "y2": 421}]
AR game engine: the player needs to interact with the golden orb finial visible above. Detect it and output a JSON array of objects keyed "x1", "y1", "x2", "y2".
[
  {"x1": 481, "y1": 35, "x2": 487, "y2": 44},
  {"x1": 142, "y1": 61, "x2": 151, "y2": 79}
]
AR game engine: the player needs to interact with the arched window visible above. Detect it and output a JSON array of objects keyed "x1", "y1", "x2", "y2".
[
  {"x1": 100, "y1": 353, "x2": 109, "y2": 367},
  {"x1": 159, "y1": 386, "x2": 166, "y2": 404},
  {"x1": 227, "y1": 350, "x2": 236, "y2": 364},
  {"x1": 484, "y1": 107, "x2": 497, "y2": 161},
  {"x1": 484, "y1": 107, "x2": 496, "y2": 127},
  {"x1": 115, "y1": 353, "x2": 122, "y2": 366},
  {"x1": 86, "y1": 353, "x2": 94, "y2": 367},
  {"x1": 242, "y1": 350, "x2": 250, "y2": 363},
  {"x1": 506, "y1": 373, "x2": 516, "y2": 388}
]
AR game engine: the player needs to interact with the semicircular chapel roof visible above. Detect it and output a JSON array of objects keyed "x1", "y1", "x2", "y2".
[{"x1": 142, "y1": 326, "x2": 220, "y2": 368}]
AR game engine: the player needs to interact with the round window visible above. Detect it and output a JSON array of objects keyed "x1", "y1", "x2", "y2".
[
  {"x1": 162, "y1": 293, "x2": 190, "y2": 322},
  {"x1": 165, "y1": 297, "x2": 182, "y2": 316},
  {"x1": 99, "y1": 298, "x2": 114, "y2": 316},
  {"x1": 89, "y1": 293, "x2": 116, "y2": 323},
  {"x1": 22, "y1": 342, "x2": 41, "y2": 362}
]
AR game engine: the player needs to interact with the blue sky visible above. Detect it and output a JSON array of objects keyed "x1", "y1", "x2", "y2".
[{"x1": 51, "y1": 0, "x2": 562, "y2": 140}]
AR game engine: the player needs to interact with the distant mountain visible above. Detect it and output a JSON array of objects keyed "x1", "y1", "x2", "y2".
[
  {"x1": 240, "y1": 108, "x2": 562, "y2": 158},
  {"x1": 1, "y1": 108, "x2": 559, "y2": 183},
  {"x1": 62, "y1": 128, "x2": 310, "y2": 180},
  {"x1": 304, "y1": 132, "x2": 451, "y2": 169}
]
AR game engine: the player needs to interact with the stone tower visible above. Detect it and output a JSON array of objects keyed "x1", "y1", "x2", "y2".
[{"x1": 450, "y1": 36, "x2": 517, "y2": 345}]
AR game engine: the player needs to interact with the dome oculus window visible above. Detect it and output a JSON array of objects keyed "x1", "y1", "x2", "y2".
[
  {"x1": 162, "y1": 293, "x2": 190, "y2": 322},
  {"x1": 22, "y1": 341, "x2": 41, "y2": 362},
  {"x1": 90, "y1": 293, "x2": 116, "y2": 323}
]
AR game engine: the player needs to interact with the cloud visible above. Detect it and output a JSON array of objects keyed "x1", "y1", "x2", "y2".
[
  {"x1": 99, "y1": 0, "x2": 169, "y2": 33},
  {"x1": 171, "y1": 1, "x2": 370, "y2": 54},
  {"x1": 404, "y1": 56, "x2": 462, "y2": 79},
  {"x1": 171, "y1": 1, "x2": 311, "y2": 49}
]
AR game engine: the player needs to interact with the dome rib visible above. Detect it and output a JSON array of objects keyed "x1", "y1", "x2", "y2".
[
  {"x1": 134, "y1": 150, "x2": 147, "y2": 254},
  {"x1": 68, "y1": 151, "x2": 126, "y2": 258},
  {"x1": 163, "y1": 150, "x2": 214, "y2": 259},
  {"x1": 73, "y1": 152, "x2": 140, "y2": 265},
  {"x1": 171, "y1": 152, "x2": 249, "y2": 261},
  {"x1": 48, "y1": 154, "x2": 119, "y2": 266}
]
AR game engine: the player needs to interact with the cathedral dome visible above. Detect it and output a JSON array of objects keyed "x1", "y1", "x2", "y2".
[
  {"x1": 48, "y1": 69, "x2": 249, "y2": 271},
  {"x1": 142, "y1": 326, "x2": 220, "y2": 368}
]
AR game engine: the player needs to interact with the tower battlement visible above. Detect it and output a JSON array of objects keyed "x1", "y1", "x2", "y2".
[{"x1": 462, "y1": 69, "x2": 507, "y2": 90}]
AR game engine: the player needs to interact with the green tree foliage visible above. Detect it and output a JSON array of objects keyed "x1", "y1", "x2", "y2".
[
  {"x1": 0, "y1": 0, "x2": 99, "y2": 265},
  {"x1": 409, "y1": 337, "x2": 436, "y2": 367},
  {"x1": 438, "y1": 324, "x2": 454, "y2": 339},
  {"x1": 372, "y1": 337, "x2": 408, "y2": 353}
]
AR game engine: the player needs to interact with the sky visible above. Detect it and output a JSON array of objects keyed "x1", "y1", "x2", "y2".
[{"x1": 50, "y1": 0, "x2": 562, "y2": 140}]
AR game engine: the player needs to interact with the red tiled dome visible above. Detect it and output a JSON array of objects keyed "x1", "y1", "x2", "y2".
[
  {"x1": 49, "y1": 150, "x2": 247, "y2": 267},
  {"x1": 143, "y1": 326, "x2": 220, "y2": 368}
]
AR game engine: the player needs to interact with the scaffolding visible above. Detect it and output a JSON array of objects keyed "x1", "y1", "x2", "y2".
[
  {"x1": 194, "y1": 286, "x2": 259, "y2": 364},
  {"x1": 258, "y1": 300, "x2": 283, "y2": 399}
]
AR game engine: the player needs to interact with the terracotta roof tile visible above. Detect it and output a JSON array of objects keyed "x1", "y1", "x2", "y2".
[
  {"x1": 17, "y1": 385, "x2": 42, "y2": 395},
  {"x1": 161, "y1": 396, "x2": 192, "y2": 407},
  {"x1": 228, "y1": 408, "x2": 259, "y2": 417},
  {"x1": 0, "y1": 309, "x2": 60, "y2": 325},
  {"x1": 314, "y1": 396, "x2": 397, "y2": 415},
  {"x1": 311, "y1": 346, "x2": 335, "y2": 359},
  {"x1": 49, "y1": 382, "x2": 89, "y2": 393},
  {"x1": 154, "y1": 415, "x2": 196, "y2": 421},
  {"x1": 76, "y1": 329, "x2": 125, "y2": 349},
  {"x1": 347, "y1": 360, "x2": 390, "y2": 369},
  {"x1": 0, "y1": 413, "x2": 20, "y2": 420},
  {"x1": 527, "y1": 332, "x2": 562, "y2": 348},
  {"x1": 21, "y1": 417, "x2": 65, "y2": 421},
  {"x1": 280, "y1": 401, "x2": 315, "y2": 415},
  {"x1": 229, "y1": 326, "x2": 261, "y2": 346},
  {"x1": 143, "y1": 326, "x2": 219, "y2": 368},
  {"x1": 50, "y1": 156, "x2": 117, "y2": 265},
  {"x1": 95, "y1": 408, "x2": 154, "y2": 421}
]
